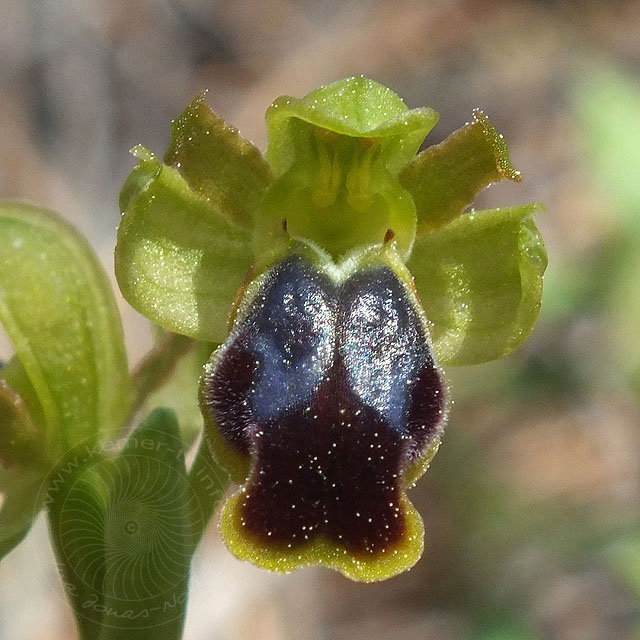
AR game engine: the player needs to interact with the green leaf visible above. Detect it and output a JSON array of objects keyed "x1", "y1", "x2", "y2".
[
  {"x1": 98, "y1": 408, "x2": 193, "y2": 639},
  {"x1": 47, "y1": 457, "x2": 110, "y2": 640},
  {"x1": 0, "y1": 202, "x2": 131, "y2": 449},
  {"x1": 46, "y1": 410, "x2": 211, "y2": 640},
  {"x1": 266, "y1": 76, "x2": 439, "y2": 176},
  {"x1": 116, "y1": 147, "x2": 253, "y2": 343},
  {"x1": 400, "y1": 109, "x2": 522, "y2": 234},
  {"x1": 164, "y1": 92, "x2": 273, "y2": 228},
  {"x1": 409, "y1": 204, "x2": 546, "y2": 365}
]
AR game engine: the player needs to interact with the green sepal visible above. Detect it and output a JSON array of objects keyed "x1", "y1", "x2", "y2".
[
  {"x1": 0, "y1": 202, "x2": 131, "y2": 450},
  {"x1": 258, "y1": 76, "x2": 439, "y2": 259},
  {"x1": 409, "y1": 204, "x2": 547, "y2": 365},
  {"x1": 400, "y1": 109, "x2": 522, "y2": 234},
  {"x1": 116, "y1": 147, "x2": 253, "y2": 343},
  {"x1": 266, "y1": 76, "x2": 438, "y2": 175},
  {"x1": 164, "y1": 92, "x2": 273, "y2": 228},
  {"x1": 98, "y1": 408, "x2": 192, "y2": 639}
]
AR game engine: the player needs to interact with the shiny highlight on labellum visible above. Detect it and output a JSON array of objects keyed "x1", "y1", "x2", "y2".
[{"x1": 200, "y1": 246, "x2": 447, "y2": 581}]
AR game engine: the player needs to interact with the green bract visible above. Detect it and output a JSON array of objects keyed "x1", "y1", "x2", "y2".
[
  {"x1": 0, "y1": 202, "x2": 132, "y2": 561},
  {"x1": 115, "y1": 76, "x2": 547, "y2": 581},
  {"x1": 0, "y1": 203, "x2": 131, "y2": 450}
]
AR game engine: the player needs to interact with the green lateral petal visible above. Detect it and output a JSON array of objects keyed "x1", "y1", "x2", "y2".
[
  {"x1": 115, "y1": 147, "x2": 253, "y2": 343},
  {"x1": 0, "y1": 202, "x2": 130, "y2": 449},
  {"x1": 99, "y1": 408, "x2": 191, "y2": 638},
  {"x1": 265, "y1": 76, "x2": 439, "y2": 176},
  {"x1": 401, "y1": 110, "x2": 522, "y2": 234},
  {"x1": 409, "y1": 204, "x2": 547, "y2": 365},
  {"x1": 165, "y1": 92, "x2": 273, "y2": 228}
]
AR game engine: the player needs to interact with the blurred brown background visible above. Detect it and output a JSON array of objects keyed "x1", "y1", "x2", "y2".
[{"x1": 1, "y1": 0, "x2": 640, "y2": 638}]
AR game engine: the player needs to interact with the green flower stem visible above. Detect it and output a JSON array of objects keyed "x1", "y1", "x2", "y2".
[
  {"x1": 132, "y1": 337, "x2": 227, "y2": 554},
  {"x1": 130, "y1": 332, "x2": 195, "y2": 418}
]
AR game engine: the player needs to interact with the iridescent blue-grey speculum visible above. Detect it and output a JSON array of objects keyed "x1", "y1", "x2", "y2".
[{"x1": 200, "y1": 242, "x2": 447, "y2": 581}]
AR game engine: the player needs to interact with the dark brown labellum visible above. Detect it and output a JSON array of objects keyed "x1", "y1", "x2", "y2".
[{"x1": 201, "y1": 253, "x2": 446, "y2": 561}]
